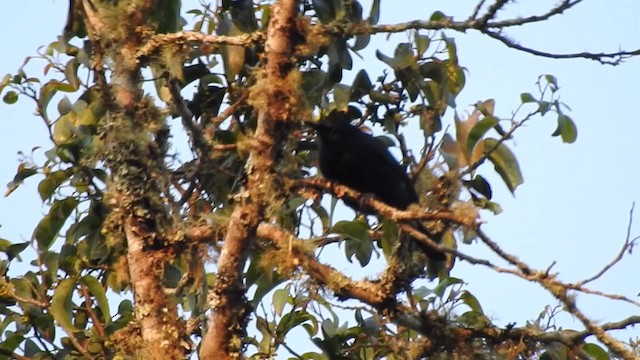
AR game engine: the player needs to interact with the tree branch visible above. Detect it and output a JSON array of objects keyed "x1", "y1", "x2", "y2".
[
  {"x1": 199, "y1": 0, "x2": 301, "y2": 358},
  {"x1": 575, "y1": 203, "x2": 638, "y2": 287},
  {"x1": 256, "y1": 222, "x2": 640, "y2": 357},
  {"x1": 340, "y1": 0, "x2": 638, "y2": 65},
  {"x1": 293, "y1": 178, "x2": 476, "y2": 226},
  {"x1": 484, "y1": 29, "x2": 640, "y2": 65},
  {"x1": 81, "y1": 0, "x2": 190, "y2": 357},
  {"x1": 136, "y1": 31, "x2": 264, "y2": 60}
]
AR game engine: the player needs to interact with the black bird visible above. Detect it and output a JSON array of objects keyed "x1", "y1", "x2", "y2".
[{"x1": 306, "y1": 111, "x2": 445, "y2": 261}]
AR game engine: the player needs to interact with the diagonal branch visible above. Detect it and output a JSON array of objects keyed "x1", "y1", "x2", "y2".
[
  {"x1": 293, "y1": 178, "x2": 476, "y2": 226},
  {"x1": 257, "y1": 222, "x2": 389, "y2": 306},
  {"x1": 483, "y1": 0, "x2": 584, "y2": 28},
  {"x1": 484, "y1": 29, "x2": 640, "y2": 65},
  {"x1": 342, "y1": 0, "x2": 638, "y2": 65},
  {"x1": 477, "y1": 0, "x2": 510, "y2": 26},
  {"x1": 575, "y1": 203, "x2": 638, "y2": 287},
  {"x1": 256, "y1": 222, "x2": 640, "y2": 357}
]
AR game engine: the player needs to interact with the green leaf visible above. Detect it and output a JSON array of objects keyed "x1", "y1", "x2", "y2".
[
  {"x1": 312, "y1": 0, "x2": 335, "y2": 23},
  {"x1": 544, "y1": 74, "x2": 559, "y2": 92},
  {"x1": 23, "y1": 339, "x2": 41, "y2": 356},
  {"x1": 118, "y1": 299, "x2": 134, "y2": 314},
  {"x1": 582, "y1": 343, "x2": 609, "y2": 360},
  {"x1": 538, "y1": 101, "x2": 551, "y2": 116},
  {"x1": 443, "y1": 35, "x2": 458, "y2": 63},
  {"x1": 5, "y1": 164, "x2": 38, "y2": 197},
  {"x1": 432, "y1": 277, "x2": 463, "y2": 298},
  {"x1": 460, "y1": 290, "x2": 484, "y2": 314},
  {"x1": 551, "y1": 114, "x2": 577, "y2": 143},
  {"x1": 419, "y1": 106, "x2": 442, "y2": 137},
  {"x1": 0, "y1": 238, "x2": 11, "y2": 251},
  {"x1": 0, "y1": 332, "x2": 24, "y2": 355},
  {"x1": 331, "y1": 220, "x2": 373, "y2": 266},
  {"x1": 483, "y1": 138, "x2": 524, "y2": 194},
  {"x1": 80, "y1": 275, "x2": 111, "y2": 325},
  {"x1": 458, "y1": 310, "x2": 490, "y2": 329},
  {"x1": 50, "y1": 278, "x2": 78, "y2": 333},
  {"x1": 272, "y1": 288, "x2": 290, "y2": 317},
  {"x1": 34, "y1": 197, "x2": 79, "y2": 251},
  {"x1": 332, "y1": 83, "x2": 351, "y2": 110},
  {"x1": 430, "y1": 10, "x2": 446, "y2": 21},
  {"x1": 466, "y1": 116, "x2": 498, "y2": 158},
  {"x1": 277, "y1": 310, "x2": 315, "y2": 337},
  {"x1": 4, "y1": 242, "x2": 29, "y2": 261},
  {"x1": 38, "y1": 170, "x2": 72, "y2": 202},
  {"x1": 469, "y1": 175, "x2": 492, "y2": 199},
  {"x1": 352, "y1": 34, "x2": 370, "y2": 51},
  {"x1": 217, "y1": 14, "x2": 245, "y2": 79},
  {"x1": 57, "y1": 96, "x2": 73, "y2": 116},
  {"x1": 379, "y1": 219, "x2": 398, "y2": 258},
  {"x1": 193, "y1": 19, "x2": 203, "y2": 32},
  {"x1": 2, "y1": 90, "x2": 18, "y2": 104},
  {"x1": 39, "y1": 80, "x2": 77, "y2": 120},
  {"x1": 248, "y1": 268, "x2": 285, "y2": 306},
  {"x1": 476, "y1": 198, "x2": 502, "y2": 215},
  {"x1": 64, "y1": 59, "x2": 80, "y2": 90},
  {"x1": 376, "y1": 43, "x2": 416, "y2": 70},
  {"x1": 230, "y1": 0, "x2": 258, "y2": 33},
  {"x1": 419, "y1": 62, "x2": 444, "y2": 83},
  {"x1": 415, "y1": 34, "x2": 430, "y2": 57},
  {"x1": 350, "y1": 70, "x2": 371, "y2": 101},
  {"x1": 475, "y1": 98, "x2": 495, "y2": 116},
  {"x1": 0, "y1": 73, "x2": 11, "y2": 89},
  {"x1": 367, "y1": 0, "x2": 380, "y2": 25},
  {"x1": 520, "y1": 92, "x2": 536, "y2": 103},
  {"x1": 42, "y1": 251, "x2": 60, "y2": 286}
]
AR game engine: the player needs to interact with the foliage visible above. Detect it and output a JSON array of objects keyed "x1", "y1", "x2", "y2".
[{"x1": 0, "y1": 0, "x2": 637, "y2": 359}]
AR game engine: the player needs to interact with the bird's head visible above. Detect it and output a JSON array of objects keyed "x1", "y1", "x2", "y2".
[{"x1": 304, "y1": 109, "x2": 358, "y2": 142}]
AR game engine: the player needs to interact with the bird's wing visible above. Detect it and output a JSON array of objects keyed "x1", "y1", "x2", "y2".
[
  {"x1": 367, "y1": 133, "x2": 414, "y2": 179},
  {"x1": 356, "y1": 131, "x2": 419, "y2": 203}
]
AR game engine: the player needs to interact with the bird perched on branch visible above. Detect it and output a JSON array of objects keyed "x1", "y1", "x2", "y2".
[{"x1": 306, "y1": 110, "x2": 445, "y2": 261}]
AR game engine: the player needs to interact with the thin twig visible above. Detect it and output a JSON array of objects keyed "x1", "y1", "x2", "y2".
[
  {"x1": 478, "y1": 0, "x2": 510, "y2": 26},
  {"x1": 486, "y1": 0, "x2": 584, "y2": 28},
  {"x1": 468, "y1": 0, "x2": 488, "y2": 21},
  {"x1": 484, "y1": 29, "x2": 640, "y2": 65},
  {"x1": 575, "y1": 203, "x2": 638, "y2": 286},
  {"x1": 169, "y1": 80, "x2": 210, "y2": 161},
  {"x1": 80, "y1": 283, "x2": 106, "y2": 337}
]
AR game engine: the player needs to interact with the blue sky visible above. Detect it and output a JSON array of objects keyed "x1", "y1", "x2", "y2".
[{"x1": 1, "y1": 0, "x2": 639, "y2": 354}]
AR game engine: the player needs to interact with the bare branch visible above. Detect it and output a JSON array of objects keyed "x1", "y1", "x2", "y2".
[
  {"x1": 256, "y1": 222, "x2": 640, "y2": 357},
  {"x1": 477, "y1": 0, "x2": 510, "y2": 25},
  {"x1": 342, "y1": 0, "x2": 638, "y2": 65},
  {"x1": 169, "y1": 81, "x2": 210, "y2": 162},
  {"x1": 80, "y1": 284, "x2": 105, "y2": 338},
  {"x1": 484, "y1": 29, "x2": 640, "y2": 65},
  {"x1": 257, "y1": 222, "x2": 389, "y2": 306},
  {"x1": 575, "y1": 203, "x2": 638, "y2": 286},
  {"x1": 475, "y1": 229, "x2": 637, "y2": 358},
  {"x1": 293, "y1": 178, "x2": 476, "y2": 226},
  {"x1": 137, "y1": 31, "x2": 264, "y2": 59},
  {"x1": 562, "y1": 295, "x2": 635, "y2": 359},
  {"x1": 485, "y1": 0, "x2": 584, "y2": 28},
  {"x1": 468, "y1": 0, "x2": 488, "y2": 22}
]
